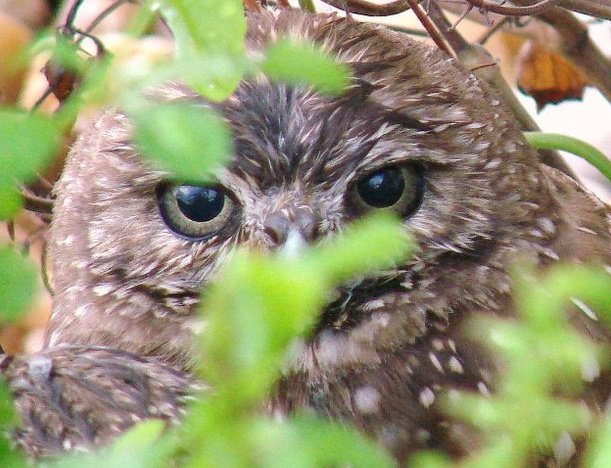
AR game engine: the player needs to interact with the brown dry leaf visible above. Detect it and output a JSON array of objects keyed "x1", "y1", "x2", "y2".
[
  {"x1": 516, "y1": 40, "x2": 587, "y2": 111},
  {"x1": 244, "y1": 0, "x2": 263, "y2": 12}
]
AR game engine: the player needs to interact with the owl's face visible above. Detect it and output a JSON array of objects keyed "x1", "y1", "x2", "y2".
[{"x1": 47, "y1": 12, "x2": 559, "y2": 371}]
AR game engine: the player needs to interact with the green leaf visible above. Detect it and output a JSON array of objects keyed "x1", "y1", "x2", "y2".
[
  {"x1": 443, "y1": 263, "x2": 610, "y2": 466},
  {"x1": 587, "y1": 419, "x2": 611, "y2": 468},
  {"x1": 0, "y1": 380, "x2": 27, "y2": 466},
  {"x1": 49, "y1": 419, "x2": 171, "y2": 468},
  {"x1": 0, "y1": 109, "x2": 60, "y2": 187},
  {"x1": 158, "y1": 0, "x2": 245, "y2": 57},
  {"x1": 261, "y1": 39, "x2": 350, "y2": 95},
  {"x1": 174, "y1": 55, "x2": 251, "y2": 102},
  {"x1": 110, "y1": 419, "x2": 166, "y2": 454},
  {"x1": 197, "y1": 213, "x2": 411, "y2": 408},
  {"x1": 0, "y1": 380, "x2": 25, "y2": 468},
  {"x1": 252, "y1": 415, "x2": 394, "y2": 467},
  {"x1": 307, "y1": 212, "x2": 412, "y2": 283},
  {"x1": 410, "y1": 451, "x2": 452, "y2": 468},
  {"x1": 129, "y1": 101, "x2": 232, "y2": 182},
  {"x1": 0, "y1": 246, "x2": 37, "y2": 322},
  {"x1": 157, "y1": 0, "x2": 246, "y2": 99},
  {"x1": 0, "y1": 187, "x2": 23, "y2": 220},
  {"x1": 200, "y1": 251, "x2": 325, "y2": 400},
  {"x1": 298, "y1": 0, "x2": 316, "y2": 12}
]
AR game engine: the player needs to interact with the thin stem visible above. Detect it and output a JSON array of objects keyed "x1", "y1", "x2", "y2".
[
  {"x1": 464, "y1": 0, "x2": 560, "y2": 16},
  {"x1": 20, "y1": 189, "x2": 54, "y2": 216},
  {"x1": 319, "y1": 0, "x2": 411, "y2": 16},
  {"x1": 406, "y1": 0, "x2": 457, "y2": 56},
  {"x1": 64, "y1": 0, "x2": 86, "y2": 27},
  {"x1": 524, "y1": 132, "x2": 611, "y2": 182},
  {"x1": 559, "y1": 0, "x2": 611, "y2": 19},
  {"x1": 478, "y1": 16, "x2": 511, "y2": 45},
  {"x1": 83, "y1": 0, "x2": 135, "y2": 35},
  {"x1": 426, "y1": 2, "x2": 575, "y2": 178},
  {"x1": 389, "y1": 25, "x2": 431, "y2": 36},
  {"x1": 41, "y1": 243, "x2": 54, "y2": 295}
]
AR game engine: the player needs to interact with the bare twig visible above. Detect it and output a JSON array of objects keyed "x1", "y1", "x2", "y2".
[
  {"x1": 6, "y1": 221, "x2": 15, "y2": 241},
  {"x1": 64, "y1": 0, "x2": 86, "y2": 27},
  {"x1": 450, "y1": 3, "x2": 476, "y2": 30},
  {"x1": 463, "y1": 0, "x2": 560, "y2": 16},
  {"x1": 437, "y1": 0, "x2": 610, "y2": 27},
  {"x1": 559, "y1": 0, "x2": 611, "y2": 19},
  {"x1": 82, "y1": 0, "x2": 136, "y2": 36},
  {"x1": 41, "y1": 243, "x2": 54, "y2": 295},
  {"x1": 389, "y1": 25, "x2": 431, "y2": 36},
  {"x1": 426, "y1": 2, "x2": 576, "y2": 177},
  {"x1": 319, "y1": 0, "x2": 411, "y2": 16},
  {"x1": 427, "y1": 2, "x2": 469, "y2": 53},
  {"x1": 20, "y1": 187, "x2": 54, "y2": 222},
  {"x1": 435, "y1": 0, "x2": 611, "y2": 101},
  {"x1": 477, "y1": 16, "x2": 511, "y2": 44},
  {"x1": 406, "y1": 0, "x2": 457, "y2": 56},
  {"x1": 507, "y1": 0, "x2": 611, "y2": 19}
]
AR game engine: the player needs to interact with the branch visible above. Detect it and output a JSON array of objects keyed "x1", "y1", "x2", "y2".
[
  {"x1": 406, "y1": 0, "x2": 457, "y2": 56},
  {"x1": 318, "y1": 0, "x2": 411, "y2": 16},
  {"x1": 435, "y1": 1, "x2": 611, "y2": 101},
  {"x1": 558, "y1": 0, "x2": 611, "y2": 19},
  {"x1": 463, "y1": 0, "x2": 560, "y2": 16},
  {"x1": 426, "y1": 2, "x2": 576, "y2": 177}
]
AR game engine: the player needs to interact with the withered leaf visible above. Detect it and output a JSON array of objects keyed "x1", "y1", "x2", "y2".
[{"x1": 516, "y1": 41, "x2": 587, "y2": 111}]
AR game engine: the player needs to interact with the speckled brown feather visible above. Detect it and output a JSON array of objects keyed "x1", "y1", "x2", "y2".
[
  {"x1": 2, "y1": 346, "x2": 196, "y2": 458},
  {"x1": 28, "y1": 9, "x2": 611, "y2": 463}
]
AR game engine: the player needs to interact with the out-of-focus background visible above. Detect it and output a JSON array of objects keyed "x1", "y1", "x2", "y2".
[{"x1": 0, "y1": 0, "x2": 609, "y2": 355}]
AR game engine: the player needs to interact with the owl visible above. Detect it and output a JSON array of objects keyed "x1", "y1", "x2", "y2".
[
  {"x1": 5, "y1": 8, "x2": 610, "y2": 463},
  {"x1": 1, "y1": 345, "x2": 195, "y2": 458}
]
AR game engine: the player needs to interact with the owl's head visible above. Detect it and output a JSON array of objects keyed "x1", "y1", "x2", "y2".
[{"x1": 47, "y1": 11, "x2": 552, "y2": 371}]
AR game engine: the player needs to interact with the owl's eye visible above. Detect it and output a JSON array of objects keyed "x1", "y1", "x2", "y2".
[
  {"x1": 354, "y1": 165, "x2": 424, "y2": 216},
  {"x1": 157, "y1": 184, "x2": 236, "y2": 239}
]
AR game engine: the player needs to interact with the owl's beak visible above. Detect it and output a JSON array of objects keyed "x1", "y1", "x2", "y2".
[
  {"x1": 280, "y1": 229, "x2": 307, "y2": 258},
  {"x1": 262, "y1": 208, "x2": 319, "y2": 256}
]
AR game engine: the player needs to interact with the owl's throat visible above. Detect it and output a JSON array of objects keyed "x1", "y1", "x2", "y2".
[{"x1": 314, "y1": 274, "x2": 406, "y2": 335}]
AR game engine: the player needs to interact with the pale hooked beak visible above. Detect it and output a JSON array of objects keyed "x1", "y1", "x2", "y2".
[
  {"x1": 262, "y1": 207, "x2": 319, "y2": 255},
  {"x1": 280, "y1": 228, "x2": 307, "y2": 258}
]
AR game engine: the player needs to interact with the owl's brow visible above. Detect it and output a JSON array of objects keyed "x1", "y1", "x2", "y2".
[
  {"x1": 341, "y1": 73, "x2": 432, "y2": 133},
  {"x1": 379, "y1": 107, "x2": 432, "y2": 132}
]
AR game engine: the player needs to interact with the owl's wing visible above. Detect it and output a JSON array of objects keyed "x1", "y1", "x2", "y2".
[
  {"x1": 1, "y1": 345, "x2": 196, "y2": 458},
  {"x1": 541, "y1": 163, "x2": 611, "y2": 266}
]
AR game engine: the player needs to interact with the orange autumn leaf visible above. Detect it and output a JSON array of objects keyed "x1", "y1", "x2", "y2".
[{"x1": 516, "y1": 40, "x2": 587, "y2": 111}]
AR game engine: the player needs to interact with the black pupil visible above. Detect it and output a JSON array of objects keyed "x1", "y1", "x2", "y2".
[
  {"x1": 175, "y1": 185, "x2": 224, "y2": 222},
  {"x1": 357, "y1": 168, "x2": 405, "y2": 208}
]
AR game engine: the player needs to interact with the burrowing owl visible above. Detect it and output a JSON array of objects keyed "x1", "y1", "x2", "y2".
[
  {"x1": 6, "y1": 9, "x2": 610, "y2": 462},
  {"x1": 1, "y1": 345, "x2": 195, "y2": 458}
]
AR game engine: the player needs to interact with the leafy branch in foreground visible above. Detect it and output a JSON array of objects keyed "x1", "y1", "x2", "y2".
[
  {"x1": 413, "y1": 263, "x2": 611, "y2": 467},
  {"x1": 47, "y1": 213, "x2": 409, "y2": 467}
]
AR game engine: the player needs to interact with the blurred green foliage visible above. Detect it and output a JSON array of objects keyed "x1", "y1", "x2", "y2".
[
  {"x1": 157, "y1": 0, "x2": 246, "y2": 99},
  {"x1": 129, "y1": 101, "x2": 232, "y2": 182},
  {"x1": 416, "y1": 264, "x2": 611, "y2": 468},
  {"x1": 0, "y1": 110, "x2": 60, "y2": 219},
  {"x1": 0, "y1": 1, "x2": 609, "y2": 467},
  {"x1": 262, "y1": 39, "x2": 350, "y2": 95}
]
